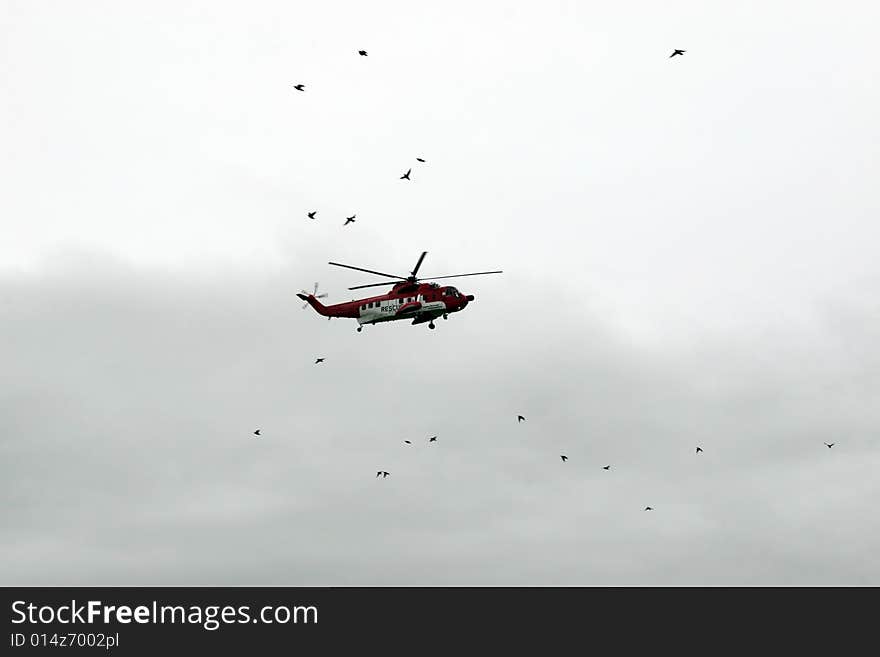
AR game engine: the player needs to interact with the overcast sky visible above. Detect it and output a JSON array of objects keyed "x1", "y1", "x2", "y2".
[{"x1": 2, "y1": 0, "x2": 879, "y2": 585}]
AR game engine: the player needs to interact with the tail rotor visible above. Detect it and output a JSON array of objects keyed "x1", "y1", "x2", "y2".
[{"x1": 300, "y1": 282, "x2": 328, "y2": 309}]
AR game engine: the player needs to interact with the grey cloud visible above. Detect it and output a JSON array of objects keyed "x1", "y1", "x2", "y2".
[{"x1": 1, "y1": 254, "x2": 878, "y2": 585}]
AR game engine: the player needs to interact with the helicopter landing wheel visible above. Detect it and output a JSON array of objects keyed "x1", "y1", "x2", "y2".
[
  {"x1": 443, "y1": 314, "x2": 448, "y2": 320},
  {"x1": 357, "y1": 326, "x2": 363, "y2": 333},
  {"x1": 429, "y1": 322, "x2": 436, "y2": 330}
]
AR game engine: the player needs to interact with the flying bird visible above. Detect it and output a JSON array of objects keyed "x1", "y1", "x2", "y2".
[
  {"x1": 669, "y1": 49, "x2": 685, "y2": 58},
  {"x1": 696, "y1": 446, "x2": 703, "y2": 453},
  {"x1": 376, "y1": 471, "x2": 390, "y2": 478},
  {"x1": 517, "y1": 415, "x2": 525, "y2": 423},
  {"x1": 825, "y1": 442, "x2": 835, "y2": 448},
  {"x1": 307, "y1": 211, "x2": 317, "y2": 219},
  {"x1": 602, "y1": 465, "x2": 610, "y2": 470},
  {"x1": 293, "y1": 84, "x2": 305, "y2": 91},
  {"x1": 253, "y1": 429, "x2": 261, "y2": 437},
  {"x1": 404, "y1": 440, "x2": 412, "y2": 445},
  {"x1": 358, "y1": 50, "x2": 367, "y2": 56},
  {"x1": 344, "y1": 215, "x2": 356, "y2": 226},
  {"x1": 416, "y1": 157, "x2": 426, "y2": 163},
  {"x1": 560, "y1": 455, "x2": 568, "y2": 462},
  {"x1": 428, "y1": 436, "x2": 437, "y2": 442},
  {"x1": 315, "y1": 357, "x2": 325, "y2": 364},
  {"x1": 645, "y1": 506, "x2": 654, "y2": 511},
  {"x1": 400, "y1": 168, "x2": 411, "y2": 180}
]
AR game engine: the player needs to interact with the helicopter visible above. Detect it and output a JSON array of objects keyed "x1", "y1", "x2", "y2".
[{"x1": 296, "y1": 251, "x2": 502, "y2": 331}]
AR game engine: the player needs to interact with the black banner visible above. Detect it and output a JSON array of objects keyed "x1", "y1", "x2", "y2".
[{"x1": 1, "y1": 587, "x2": 871, "y2": 653}]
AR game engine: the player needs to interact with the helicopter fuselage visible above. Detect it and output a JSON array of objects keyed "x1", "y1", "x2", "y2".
[{"x1": 297, "y1": 281, "x2": 474, "y2": 329}]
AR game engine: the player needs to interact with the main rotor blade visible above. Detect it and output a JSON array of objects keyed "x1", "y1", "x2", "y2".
[
  {"x1": 420, "y1": 270, "x2": 503, "y2": 281},
  {"x1": 328, "y1": 261, "x2": 406, "y2": 280},
  {"x1": 410, "y1": 251, "x2": 428, "y2": 278},
  {"x1": 348, "y1": 280, "x2": 406, "y2": 290}
]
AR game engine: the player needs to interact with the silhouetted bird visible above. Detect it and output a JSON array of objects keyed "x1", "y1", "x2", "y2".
[
  {"x1": 315, "y1": 358, "x2": 325, "y2": 364},
  {"x1": 429, "y1": 436, "x2": 437, "y2": 442},
  {"x1": 825, "y1": 442, "x2": 835, "y2": 448},
  {"x1": 517, "y1": 415, "x2": 525, "y2": 423},
  {"x1": 307, "y1": 211, "x2": 317, "y2": 219},
  {"x1": 376, "y1": 471, "x2": 390, "y2": 478},
  {"x1": 416, "y1": 158, "x2": 426, "y2": 163},
  {"x1": 293, "y1": 84, "x2": 305, "y2": 91},
  {"x1": 696, "y1": 447, "x2": 703, "y2": 453},
  {"x1": 253, "y1": 429, "x2": 261, "y2": 437},
  {"x1": 602, "y1": 465, "x2": 610, "y2": 470},
  {"x1": 404, "y1": 440, "x2": 412, "y2": 445},
  {"x1": 344, "y1": 215, "x2": 356, "y2": 225},
  {"x1": 645, "y1": 506, "x2": 653, "y2": 511},
  {"x1": 400, "y1": 168, "x2": 411, "y2": 180},
  {"x1": 670, "y1": 49, "x2": 685, "y2": 58},
  {"x1": 358, "y1": 50, "x2": 367, "y2": 56},
  {"x1": 560, "y1": 455, "x2": 568, "y2": 462}
]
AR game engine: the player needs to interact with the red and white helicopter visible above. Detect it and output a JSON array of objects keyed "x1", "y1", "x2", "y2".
[{"x1": 297, "y1": 251, "x2": 502, "y2": 331}]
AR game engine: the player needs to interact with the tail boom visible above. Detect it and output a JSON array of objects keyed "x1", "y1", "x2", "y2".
[{"x1": 296, "y1": 294, "x2": 358, "y2": 318}]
